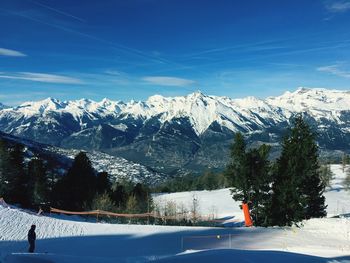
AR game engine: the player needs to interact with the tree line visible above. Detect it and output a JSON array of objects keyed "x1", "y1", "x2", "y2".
[
  {"x1": 0, "y1": 142, "x2": 153, "y2": 217},
  {"x1": 153, "y1": 171, "x2": 229, "y2": 193},
  {"x1": 0, "y1": 142, "x2": 210, "y2": 225}
]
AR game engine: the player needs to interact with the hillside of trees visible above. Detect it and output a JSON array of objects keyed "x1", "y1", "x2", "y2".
[
  {"x1": 152, "y1": 171, "x2": 229, "y2": 193},
  {"x1": 0, "y1": 143, "x2": 153, "y2": 218}
]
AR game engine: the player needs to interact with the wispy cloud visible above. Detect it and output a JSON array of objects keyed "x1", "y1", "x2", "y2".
[
  {"x1": 27, "y1": 0, "x2": 86, "y2": 22},
  {"x1": 104, "y1": 70, "x2": 124, "y2": 76},
  {"x1": 142, "y1": 76, "x2": 196, "y2": 87},
  {"x1": 0, "y1": 72, "x2": 83, "y2": 84},
  {"x1": 0, "y1": 48, "x2": 26, "y2": 57},
  {"x1": 5, "y1": 9, "x2": 172, "y2": 67},
  {"x1": 326, "y1": 1, "x2": 350, "y2": 13},
  {"x1": 180, "y1": 38, "x2": 294, "y2": 61},
  {"x1": 317, "y1": 64, "x2": 350, "y2": 78}
]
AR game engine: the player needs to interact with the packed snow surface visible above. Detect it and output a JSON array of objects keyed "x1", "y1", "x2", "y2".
[{"x1": 1, "y1": 165, "x2": 350, "y2": 263}]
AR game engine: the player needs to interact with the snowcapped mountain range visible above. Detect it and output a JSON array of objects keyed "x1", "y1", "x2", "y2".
[{"x1": 0, "y1": 87, "x2": 349, "y2": 174}]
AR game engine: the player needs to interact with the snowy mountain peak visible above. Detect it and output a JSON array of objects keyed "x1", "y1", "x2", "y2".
[
  {"x1": 68, "y1": 98, "x2": 94, "y2": 110},
  {"x1": 267, "y1": 87, "x2": 350, "y2": 112},
  {"x1": 98, "y1": 98, "x2": 125, "y2": 113},
  {"x1": 147, "y1": 94, "x2": 168, "y2": 103},
  {"x1": 295, "y1": 87, "x2": 311, "y2": 94},
  {"x1": 147, "y1": 91, "x2": 208, "y2": 106},
  {"x1": 38, "y1": 97, "x2": 63, "y2": 106},
  {"x1": 287, "y1": 87, "x2": 345, "y2": 96},
  {"x1": 188, "y1": 90, "x2": 205, "y2": 98},
  {"x1": 100, "y1": 98, "x2": 115, "y2": 105},
  {"x1": 0, "y1": 102, "x2": 8, "y2": 110},
  {"x1": 17, "y1": 97, "x2": 65, "y2": 114}
]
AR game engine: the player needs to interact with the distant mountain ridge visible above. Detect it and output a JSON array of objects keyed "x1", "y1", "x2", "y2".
[{"x1": 0, "y1": 87, "x2": 349, "y2": 174}]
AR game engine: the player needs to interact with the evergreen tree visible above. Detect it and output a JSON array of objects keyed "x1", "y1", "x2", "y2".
[
  {"x1": 245, "y1": 145, "x2": 272, "y2": 226},
  {"x1": 303, "y1": 170, "x2": 327, "y2": 219},
  {"x1": 132, "y1": 183, "x2": 152, "y2": 213},
  {"x1": 200, "y1": 170, "x2": 218, "y2": 190},
  {"x1": 270, "y1": 116, "x2": 326, "y2": 226},
  {"x1": 53, "y1": 152, "x2": 97, "y2": 210},
  {"x1": 217, "y1": 173, "x2": 229, "y2": 189},
  {"x1": 0, "y1": 140, "x2": 30, "y2": 207},
  {"x1": 225, "y1": 132, "x2": 249, "y2": 202},
  {"x1": 96, "y1": 171, "x2": 111, "y2": 194},
  {"x1": 225, "y1": 132, "x2": 272, "y2": 226},
  {"x1": 6, "y1": 144, "x2": 29, "y2": 206},
  {"x1": 111, "y1": 183, "x2": 128, "y2": 210},
  {"x1": 0, "y1": 139, "x2": 10, "y2": 197},
  {"x1": 270, "y1": 134, "x2": 304, "y2": 225},
  {"x1": 27, "y1": 158, "x2": 49, "y2": 206}
]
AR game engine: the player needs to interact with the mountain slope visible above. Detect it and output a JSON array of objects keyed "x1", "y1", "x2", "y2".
[
  {"x1": 0, "y1": 87, "x2": 349, "y2": 174},
  {"x1": 0, "y1": 131, "x2": 166, "y2": 184}
]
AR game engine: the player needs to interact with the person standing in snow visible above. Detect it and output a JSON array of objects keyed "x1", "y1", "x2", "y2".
[{"x1": 28, "y1": 224, "x2": 36, "y2": 253}]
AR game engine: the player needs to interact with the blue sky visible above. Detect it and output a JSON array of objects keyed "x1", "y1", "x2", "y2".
[{"x1": 1, "y1": 0, "x2": 350, "y2": 105}]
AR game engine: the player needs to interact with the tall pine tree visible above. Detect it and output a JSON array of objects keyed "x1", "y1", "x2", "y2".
[
  {"x1": 225, "y1": 132, "x2": 272, "y2": 226},
  {"x1": 0, "y1": 139, "x2": 10, "y2": 197},
  {"x1": 246, "y1": 145, "x2": 272, "y2": 226},
  {"x1": 53, "y1": 152, "x2": 97, "y2": 210},
  {"x1": 27, "y1": 157, "x2": 49, "y2": 206},
  {"x1": 7, "y1": 144, "x2": 29, "y2": 206},
  {"x1": 225, "y1": 133, "x2": 249, "y2": 202},
  {"x1": 270, "y1": 116, "x2": 326, "y2": 226},
  {"x1": 0, "y1": 141, "x2": 31, "y2": 207}
]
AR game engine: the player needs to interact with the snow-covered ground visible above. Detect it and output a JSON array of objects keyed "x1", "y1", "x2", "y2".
[
  {"x1": 1, "y1": 165, "x2": 350, "y2": 262},
  {"x1": 153, "y1": 164, "x2": 350, "y2": 220}
]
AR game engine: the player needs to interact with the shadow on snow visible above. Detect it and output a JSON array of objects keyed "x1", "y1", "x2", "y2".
[{"x1": 1, "y1": 227, "x2": 350, "y2": 263}]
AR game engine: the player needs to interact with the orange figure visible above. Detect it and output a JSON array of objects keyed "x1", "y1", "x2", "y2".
[{"x1": 242, "y1": 202, "x2": 253, "y2": 227}]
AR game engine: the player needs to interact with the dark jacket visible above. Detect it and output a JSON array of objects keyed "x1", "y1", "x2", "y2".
[{"x1": 28, "y1": 228, "x2": 36, "y2": 242}]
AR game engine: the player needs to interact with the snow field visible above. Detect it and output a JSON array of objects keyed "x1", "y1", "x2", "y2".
[
  {"x1": 1, "y1": 205, "x2": 350, "y2": 262},
  {"x1": 153, "y1": 164, "x2": 350, "y2": 220},
  {"x1": 1, "y1": 164, "x2": 350, "y2": 262}
]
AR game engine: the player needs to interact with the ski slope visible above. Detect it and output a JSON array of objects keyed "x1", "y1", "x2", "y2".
[
  {"x1": 1, "y1": 165, "x2": 350, "y2": 263},
  {"x1": 153, "y1": 164, "x2": 350, "y2": 220}
]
